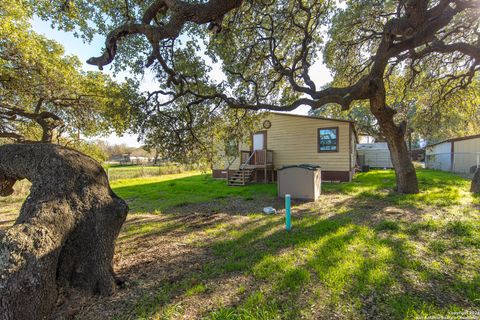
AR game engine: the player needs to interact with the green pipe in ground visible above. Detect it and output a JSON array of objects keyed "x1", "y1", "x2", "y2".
[{"x1": 285, "y1": 194, "x2": 291, "y2": 231}]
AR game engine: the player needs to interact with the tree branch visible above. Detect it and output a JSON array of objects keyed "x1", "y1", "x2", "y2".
[{"x1": 87, "y1": 0, "x2": 244, "y2": 69}]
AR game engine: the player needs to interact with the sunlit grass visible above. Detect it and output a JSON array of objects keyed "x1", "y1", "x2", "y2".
[
  {"x1": 208, "y1": 291, "x2": 281, "y2": 320},
  {"x1": 185, "y1": 283, "x2": 207, "y2": 296},
  {"x1": 111, "y1": 171, "x2": 277, "y2": 213},
  {"x1": 112, "y1": 169, "x2": 479, "y2": 319},
  {"x1": 2, "y1": 169, "x2": 479, "y2": 319},
  {"x1": 323, "y1": 169, "x2": 472, "y2": 208}
]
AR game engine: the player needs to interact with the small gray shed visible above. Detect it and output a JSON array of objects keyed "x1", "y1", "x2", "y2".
[{"x1": 277, "y1": 164, "x2": 321, "y2": 201}]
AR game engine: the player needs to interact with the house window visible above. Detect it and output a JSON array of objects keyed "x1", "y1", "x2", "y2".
[{"x1": 318, "y1": 127, "x2": 339, "y2": 152}]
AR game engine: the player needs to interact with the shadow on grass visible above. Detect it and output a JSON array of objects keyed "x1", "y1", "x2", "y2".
[
  {"x1": 472, "y1": 193, "x2": 480, "y2": 207},
  {"x1": 77, "y1": 169, "x2": 479, "y2": 319},
  {"x1": 111, "y1": 194, "x2": 479, "y2": 319},
  {"x1": 202, "y1": 198, "x2": 480, "y2": 319},
  {"x1": 324, "y1": 169, "x2": 472, "y2": 209}
]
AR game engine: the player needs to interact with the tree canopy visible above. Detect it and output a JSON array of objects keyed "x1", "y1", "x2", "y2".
[
  {"x1": 319, "y1": 0, "x2": 480, "y2": 144},
  {"x1": 30, "y1": 0, "x2": 480, "y2": 193},
  {"x1": 311, "y1": 78, "x2": 480, "y2": 144},
  {"x1": 0, "y1": 1, "x2": 139, "y2": 143}
]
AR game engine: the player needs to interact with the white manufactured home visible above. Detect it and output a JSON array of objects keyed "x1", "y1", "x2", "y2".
[
  {"x1": 212, "y1": 112, "x2": 358, "y2": 184},
  {"x1": 425, "y1": 134, "x2": 480, "y2": 175},
  {"x1": 357, "y1": 142, "x2": 393, "y2": 168}
]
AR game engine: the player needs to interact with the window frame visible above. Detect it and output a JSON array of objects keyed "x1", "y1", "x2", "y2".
[{"x1": 317, "y1": 127, "x2": 339, "y2": 153}]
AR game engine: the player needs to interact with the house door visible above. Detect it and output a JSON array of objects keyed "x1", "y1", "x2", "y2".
[{"x1": 253, "y1": 132, "x2": 266, "y2": 150}]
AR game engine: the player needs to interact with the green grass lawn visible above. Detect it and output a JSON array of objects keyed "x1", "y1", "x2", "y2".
[
  {"x1": 103, "y1": 169, "x2": 480, "y2": 320},
  {"x1": 111, "y1": 171, "x2": 277, "y2": 213},
  {"x1": 2, "y1": 169, "x2": 479, "y2": 319},
  {"x1": 323, "y1": 168, "x2": 476, "y2": 208}
]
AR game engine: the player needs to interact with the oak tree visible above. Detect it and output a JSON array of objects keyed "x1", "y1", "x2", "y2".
[
  {"x1": 0, "y1": 2, "x2": 137, "y2": 143},
  {"x1": 2, "y1": 1, "x2": 479, "y2": 317},
  {"x1": 311, "y1": 78, "x2": 480, "y2": 145},
  {"x1": 36, "y1": 0, "x2": 480, "y2": 194},
  {"x1": 0, "y1": 3, "x2": 133, "y2": 319}
]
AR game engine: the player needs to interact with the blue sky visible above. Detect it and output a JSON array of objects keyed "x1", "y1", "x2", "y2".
[{"x1": 31, "y1": 16, "x2": 333, "y2": 147}]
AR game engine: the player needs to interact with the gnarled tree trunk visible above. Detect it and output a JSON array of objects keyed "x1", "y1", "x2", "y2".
[
  {"x1": 0, "y1": 143, "x2": 128, "y2": 320},
  {"x1": 370, "y1": 80, "x2": 419, "y2": 194},
  {"x1": 471, "y1": 167, "x2": 480, "y2": 194},
  {"x1": 383, "y1": 126, "x2": 419, "y2": 194}
]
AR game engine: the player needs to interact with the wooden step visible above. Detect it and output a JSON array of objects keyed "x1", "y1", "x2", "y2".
[
  {"x1": 231, "y1": 174, "x2": 252, "y2": 179},
  {"x1": 228, "y1": 176, "x2": 248, "y2": 181},
  {"x1": 227, "y1": 169, "x2": 254, "y2": 186},
  {"x1": 231, "y1": 172, "x2": 253, "y2": 175}
]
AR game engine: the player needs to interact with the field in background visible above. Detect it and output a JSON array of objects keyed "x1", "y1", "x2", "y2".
[
  {"x1": 0, "y1": 179, "x2": 30, "y2": 229},
  {"x1": 105, "y1": 163, "x2": 207, "y2": 181}
]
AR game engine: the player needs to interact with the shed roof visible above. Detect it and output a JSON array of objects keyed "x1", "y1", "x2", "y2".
[
  {"x1": 357, "y1": 142, "x2": 389, "y2": 150},
  {"x1": 426, "y1": 133, "x2": 480, "y2": 148}
]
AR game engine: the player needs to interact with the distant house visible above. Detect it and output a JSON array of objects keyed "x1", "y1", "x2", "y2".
[
  {"x1": 357, "y1": 142, "x2": 393, "y2": 168},
  {"x1": 107, "y1": 148, "x2": 156, "y2": 165},
  {"x1": 212, "y1": 112, "x2": 358, "y2": 184},
  {"x1": 130, "y1": 148, "x2": 155, "y2": 164},
  {"x1": 425, "y1": 134, "x2": 480, "y2": 174},
  {"x1": 358, "y1": 135, "x2": 376, "y2": 144},
  {"x1": 108, "y1": 153, "x2": 131, "y2": 164}
]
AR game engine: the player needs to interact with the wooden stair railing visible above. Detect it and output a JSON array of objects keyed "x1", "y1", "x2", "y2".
[
  {"x1": 228, "y1": 149, "x2": 274, "y2": 186},
  {"x1": 228, "y1": 151, "x2": 256, "y2": 186}
]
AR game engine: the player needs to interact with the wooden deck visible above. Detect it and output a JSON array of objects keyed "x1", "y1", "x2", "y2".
[
  {"x1": 240, "y1": 149, "x2": 273, "y2": 168},
  {"x1": 227, "y1": 149, "x2": 274, "y2": 186}
]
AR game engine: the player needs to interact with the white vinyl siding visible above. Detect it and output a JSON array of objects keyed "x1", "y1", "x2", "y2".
[{"x1": 425, "y1": 137, "x2": 480, "y2": 174}]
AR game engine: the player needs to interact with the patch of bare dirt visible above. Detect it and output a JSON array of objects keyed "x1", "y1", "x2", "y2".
[
  {"x1": 170, "y1": 196, "x2": 279, "y2": 216},
  {"x1": 53, "y1": 208, "x2": 259, "y2": 319}
]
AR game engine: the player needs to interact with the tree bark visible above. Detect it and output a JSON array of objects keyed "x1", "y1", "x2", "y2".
[
  {"x1": 384, "y1": 127, "x2": 419, "y2": 194},
  {"x1": 0, "y1": 143, "x2": 128, "y2": 320},
  {"x1": 471, "y1": 167, "x2": 480, "y2": 193},
  {"x1": 369, "y1": 80, "x2": 419, "y2": 194}
]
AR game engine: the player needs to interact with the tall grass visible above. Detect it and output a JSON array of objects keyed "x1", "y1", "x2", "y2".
[{"x1": 106, "y1": 163, "x2": 207, "y2": 181}]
